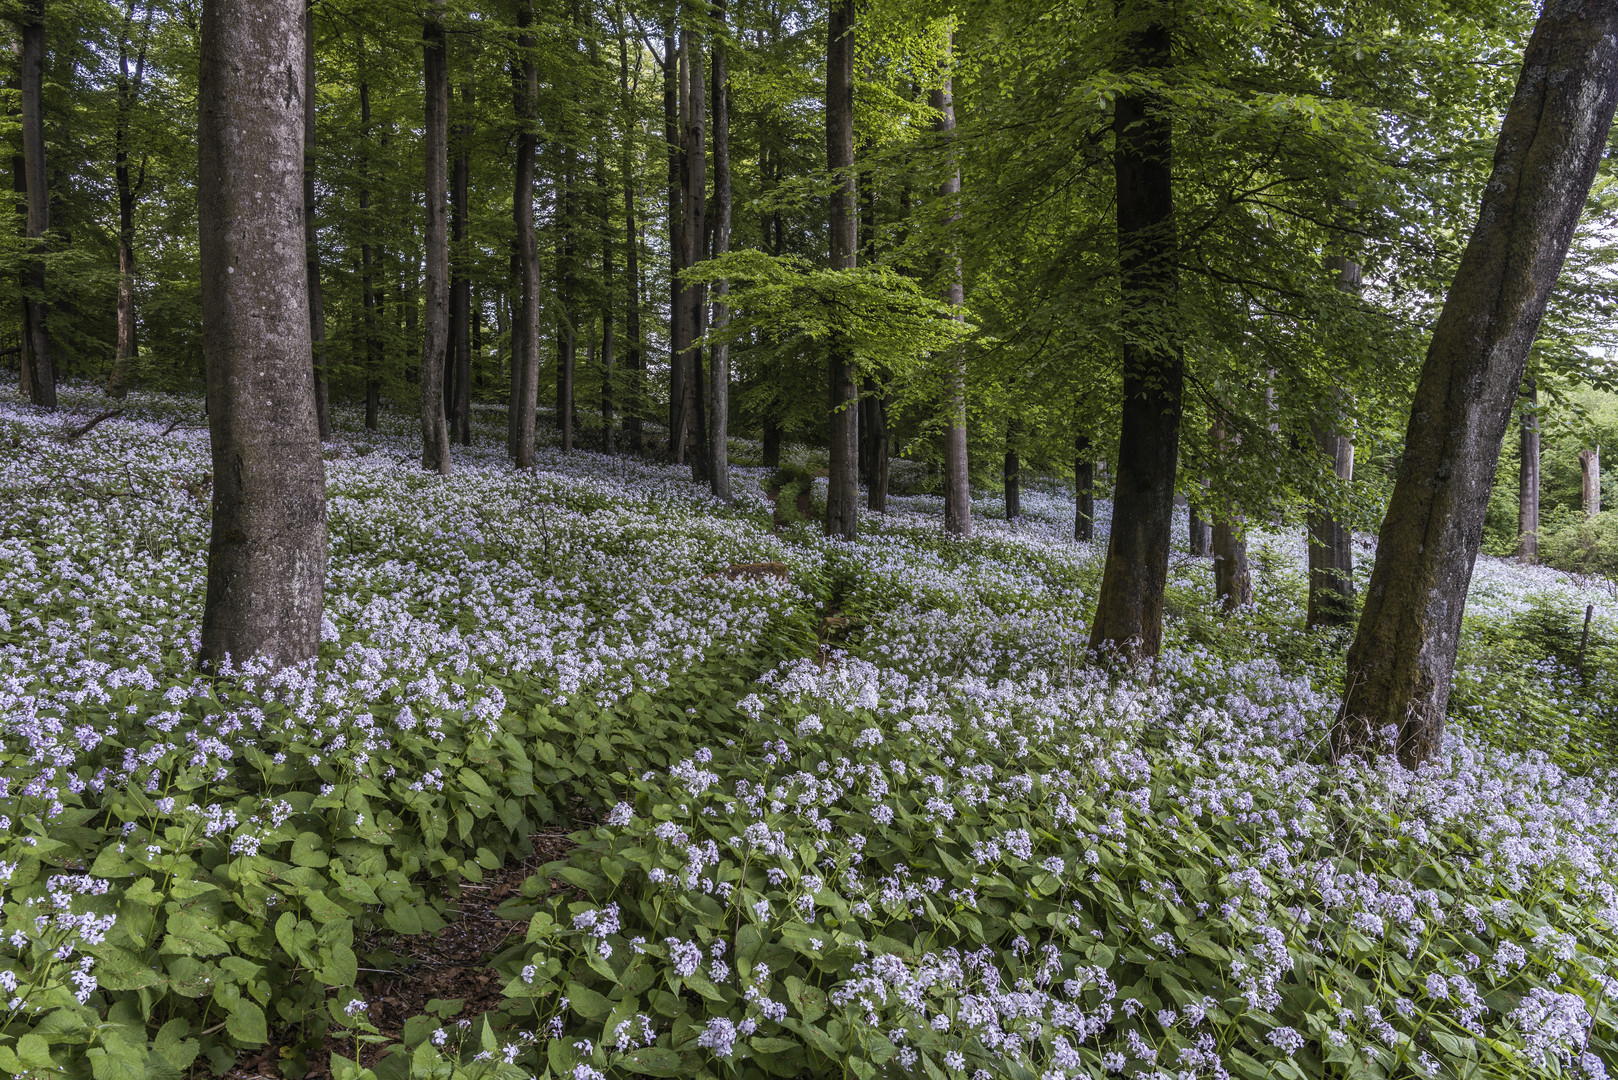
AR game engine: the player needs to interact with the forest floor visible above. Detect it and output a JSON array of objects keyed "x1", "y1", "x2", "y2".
[{"x1": 5, "y1": 386, "x2": 1618, "y2": 1080}]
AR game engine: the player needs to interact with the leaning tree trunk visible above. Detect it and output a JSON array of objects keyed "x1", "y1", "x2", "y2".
[
  {"x1": 197, "y1": 0, "x2": 326, "y2": 669},
  {"x1": 303, "y1": 0, "x2": 331, "y2": 439},
  {"x1": 1088, "y1": 7, "x2": 1180, "y2": 657},
  {"x1": 823, "y1": 0, "x2": 858, "y2": 540},
  {"x1": 679, "y1": 30, "x2": 708, "y2": 480},
  {"x1": 510, "y1": 2, "x2": 540, "y2": 469},
  {"x1": 934, "y1": 37, "x2": 969, "y2": 539},
  {"x1": 1075, "y1": 434, "x2": 1094, "y2": 542},
  {"x1": 18, "y1": 0, "x2": 52, "y2": 409},
  {"x1": 1518, "y1": 376, "x2": 1540, "y2": 559},
  {"x1": 708, "y1": 0, "x2": 733, "y2": 502},
  {"x1": 419, "y1": 0, "x2": 452, "y2": 473},
  {"x1": 1337, "y1": 0, "x2": 1618, "y2": 768}
]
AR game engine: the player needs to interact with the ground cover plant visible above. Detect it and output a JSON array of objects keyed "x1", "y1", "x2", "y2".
[{"x1": 4, "y1": 388, "x2": 1618, "y2": 1080}]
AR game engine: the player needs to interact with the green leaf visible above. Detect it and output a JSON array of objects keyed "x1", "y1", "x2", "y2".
[
  {"x1": 621, "y1": 1047, "x2": 682, "y2": 1076},
  {"x1": 566, "y1": 981, "x2": 613, "y2": 1020},
  {"x1": 226, "y1": 1000, "x2": 268, "y2": 1045}
]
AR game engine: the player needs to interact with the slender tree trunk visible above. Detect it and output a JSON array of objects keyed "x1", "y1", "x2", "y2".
[
  {"x1": 679, "y1": 32, "x2": 708, "y2": 479},
  {"x1": 664, "y1": 19, "x2": 685, "y2": 461},
  {"x1": 708, "y1": 1, "x2": 732, "y2": 501},
  {"x1": 450, "y1": 82, "x2": 472, "y2": 445},
  {"x1": 1337, "y1": 1, "x2": 1618, "y2": 767},
  {"x1": 1004, "y1": 444, "x2": 1020, "y2": 521},
  {"x1": 1518, "y1": 377, "x2": 1539, "y2": 559},
  {"x1": 1209, "y1": 418, "x2": 1252, "y2": 611},
  {"x1": 108, "y1": 0, "x2": 151, "y2": 398},
  {"x1": 934, "y1": 38, "x2": 968, "y2": 539},
  {"x1": 1075, "y1": 434, "x2": 1094, "y2": 542},
  {"x1": 1306, "y1": 422, "x2": 1356, "y2": 626},
  {"x1": 197, "y1": 0, "x2": 325, "y2": 668},
  {"x1": 623, "y1": 151, "x2": 643, "y2": 457},
  {"x1": 303, "y1": 0, "x2": 331, "y2": 439},
  {"x1": 18, "y1": 0, "x2": 52, "y2": 408},
  {"x1": 419, "y1": 0, "x2": 452, "y2": 473},
  {"x1": 1188, "y1": 490, "x2": 1211, "y2": 556},
  {"x1": 824, "y1": 0, "x2": 858, "y2": 539},
  {"x1": 1088, "y1": 7, "x2": 1180, "y2": 658},
  {"x1": 1306, "y1": 249, "x2": 1362, "y2": 627},
  {"x1": 867, "y1": 393, "x2": 888, "y2": 512},
  {"x1": 359, "y1": 79, "x2": 380, "y2": 431},
  {"x1": 511, "y1": 5, "x2": 540, "y2": 469},
  {"x1": 1583, "y1": 446, "x2": 1602, "y2": 516}
]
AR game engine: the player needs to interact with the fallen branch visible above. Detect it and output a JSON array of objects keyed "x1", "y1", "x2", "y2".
[{"x1": 60, "y1": 409, "x2": 124, "y2": 443}]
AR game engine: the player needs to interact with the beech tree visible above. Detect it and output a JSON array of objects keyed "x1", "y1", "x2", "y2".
[
  {"x1": 1336, "y1": 0, "x2": 1618, "y2": 768},
  {"x1": 419, "y1": 0, "x2": 452, "y2": 474},
  {"x1": 16, "y1": 0, "x2": 52, "y2": 409},
  {"x1": 934, "y1": 37, "x2": 969, "y2": 540},
  {"x1": 196, "y1": 0, "x2": 326, "y2": 669},
  {"x1": 1087, "y1": 3, "x2": 1180, "y2": 657},
  {"x1": 823, "y1": 0, "x2": 857, "y2": 540}
]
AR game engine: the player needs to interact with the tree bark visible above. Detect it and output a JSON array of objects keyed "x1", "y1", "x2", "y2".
[
  {"x1": 197, "y1": 0, "x2": 326, "y2": 669},
  {"x1": 510, "y1": 4, "x2": 540, "y2": 469},
  {"x1": 934, "y1": 37, "x2": 968, "y2": 540},
  {"x1": 821, "y1": 0, "x2": 858, "y2": 539},
  {"x1": 1188, "y1": 486, "x2": 1212, "y2": 556},
  {"x1": 679, "y1": 30, "x2": 708, "y2": 480},
  {"x1": 419, "y1": 0, "x2": 452, "y2": 473},
  {"x1": 1306, "y1": 250, "x2": 1362, "y2": 627},
  {"x1": 1306, "y1": 422, "x2": 1355, "y2": 626},
  {"x1": 107, "y1": 0, "x2": 152, "y2": 398},
  {"x1": 1004, "y1": 444, "x2": 1020, "y2": 521},
  {"x1": 664, "y1": 18, "x2": 685, "y2": 461},
  {"x1": 1583, "y1": 446, "x2": 1602, "y2": 516},
  {"x1": 708, "y1": 0, "x2": 732, "y2": 501},
  {"x1": 17, "y1": 0, "x2": 52, "y2": 408},
  {"x1": 615, "y1": 5, "x2": 643, "y2": 456},
  {"x1": 1518, "y1": 377, "x2": 1539, "y2": 559},
  {"x1": 1075, "y1": 434, "x2": 1094, "y2": 542},
  {"x1": 1088, "y1": 7, "x2": 1180, "y2": 658},
  {"x1": 1209, "y1": 417, "x2": 1252, "y2": 612},
  {"x1": 1337, "y1": 0, "x2": 1618, "y2": 768},
  {"x1": 303, "y1": 0, "x2": 331, "y2": 439},
  {"x1": 448, "y1": 82, "x2": 472, "y2": 445},
  {"x1": 359, "y1": 78, "x2": 380, "y2": 431}
]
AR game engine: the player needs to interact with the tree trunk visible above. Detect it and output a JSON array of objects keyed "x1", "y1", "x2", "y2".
[
  {"x1": 679, "y1": 30, "x2": 708, "y2": 480},
  {"x1": 359, "y1": 79, "x2": 380, "y2": 431},
  {"x1": 510, "y1": 4, "x2": 540, "y2": 469},
  {"x1": 419, "y1": 0, "x2": 452, "y2": 473},
  {"x1": 934, "y1": 37, "x2": 968, "y2": 540},
  {"x1": 1074, "y1": 434, "x2": 1094, "y2": 542},
  {"x1": 1306, "y1": 422, "x2": 1355, "y2": 626},
  {"x1": 664, "y1": 18, "x2": 685, "y2": 461},
  {"x1": 449, "y1": 82, "x2": 472, "y2": 445},
  {"x1": 1337, "y1": 1, "x2": 1618, "y2": 768},
  {"x1": 762, "y1": 420, "x2": 781, "y2": 469},
  {"x1": 1582, "y1": 446, "x2": 1602, "y2": 516},
  {"x1": 1087, "y1": 8, "x2": 1180, "y2": 658},
  {"x1": 708, "y1": 0, "x2": 732, "y2": 502},
  {"x1": 1306, "y1": 249, "x2": 1361, "y2": 627},
  {"x1": 1209, "y1": 417, "x2": 1252, "y2": 612},
  {"x1": 1004, "y1": 444, "x2": 1020, "y2": 521},
  {"x1": 303, "y1": 0, "x2": 331, "y2": 440},
  {"x1": 615, "y1": 8, "x2": 643, "y2": 457},
  {"x1": 866, "y1": 390, "x2": 888, "y2": 512},
  {"x1": 1188, "y1": 484, "x2": 1212, "y2": 556},
  {"x1": 108, "y1": 0, "x2": 152, "y2": 398},
  {"x1": 197, "y1": 0, "x2": 326, "y2": 668},
  {"x1": 1518, "y1": 377, "x2": 1539, "y2": 559},
  {"x1": 18, "y1": 0, "x2": 52, "y2": 408}
]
